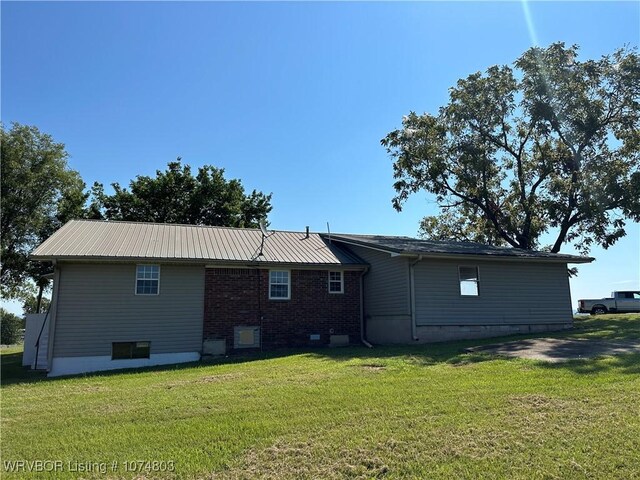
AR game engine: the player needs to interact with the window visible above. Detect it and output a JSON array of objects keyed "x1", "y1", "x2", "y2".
[
  {"x1": 112, "y1": 342, "x2": 150, "y2": 360},
  {"x1": 328, "y1": 271, "x2": 343, "y2": 293},
  {"x1": 269, "y1": 270, "x2": 290, "y2": 299},
  {"x1": 136, "y1": 265, "x2": 160, "y2": 295},
  {"x1": 459, "y1": 266, "x2": 479, "y2": 296}
]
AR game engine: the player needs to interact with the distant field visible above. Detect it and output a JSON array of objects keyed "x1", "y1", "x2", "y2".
[{"x1": 2, "y1": 314, "x2": 639, "y2": 479}]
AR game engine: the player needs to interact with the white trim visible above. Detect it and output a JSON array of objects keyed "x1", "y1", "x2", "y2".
[
  {"x1": 48, "y1": 352, "x2": 200, "y2": 377},
  {"x1": 268, "y1": 269, "x2": 291, "y2": 300},
  {"x1": 135, "y1": 264, "x2": 161, "y2": 295},
  {"x1": 328, "y1": 271, "x2": 344, "y2": 294},
  {"x1": 459, "y1": 265, "x2": 480, "y2": 296}
]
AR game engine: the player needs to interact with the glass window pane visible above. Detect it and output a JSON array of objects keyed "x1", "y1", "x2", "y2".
[
  {"x1": 132, "y1": 342, "x2": 150, "y2": 359},
  {"x1": 460, "y1": 280, "x2": 479, "y2": 296},
  {"x1": 270, "y1": 284, "x2": 287, "y2": 298},
  {"x1": 459, "y1": 266, "x2": 479, "y2": 296},
  {"x1": 112, "y1": 342, "x2": 132, "y2": 359},
  {"x1": 269, "y1": 271, "x2": 289, "y2": 298},
  {"x1": 137, "y1": 279, "x2": 158, "y2": 294},
  {"x1": 459, "y1": 267, "x2": 478, "y2": 282}
]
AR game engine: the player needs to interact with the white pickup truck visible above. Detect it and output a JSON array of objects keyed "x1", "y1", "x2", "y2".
[{"x1": 578, "y1": 291, "x2": 640, "y2": 315}]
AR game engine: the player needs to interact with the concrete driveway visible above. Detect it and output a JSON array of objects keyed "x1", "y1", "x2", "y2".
[{"x1": 466, "y1": 337, "x2": 640, "y2": 362}]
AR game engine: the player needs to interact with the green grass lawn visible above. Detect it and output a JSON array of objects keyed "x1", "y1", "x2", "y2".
[{"x1": 2, "y1": 315, "x2": 639, "y2": 479}]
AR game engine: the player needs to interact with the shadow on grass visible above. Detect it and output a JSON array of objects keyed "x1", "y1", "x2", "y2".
[
  {"x1": 1, "y1": 340, "x2": 501, "y2": 387},
  {"x1": 534, "y1": 352, "x2": 640, "y2": 375},
  {"x1": 560, "y1": 314, "x2": 640, "y2": 340},
  {"x1": 3, "y1": 315, "x2": 639, "y2": 386},
  {"x1": 0, "y1": 351, "x2": 48, "y2": 386}
]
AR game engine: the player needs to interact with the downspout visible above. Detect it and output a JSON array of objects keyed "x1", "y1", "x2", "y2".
[
  {"x1": 409, "y1": 255, "x2": 423, "y2": 341},
  {"x1": 46, "y1": 265, "x2": 62, "y2": 372},
  {"x1": 359, "y1": 267, "x2": 373, "y2": 348}
]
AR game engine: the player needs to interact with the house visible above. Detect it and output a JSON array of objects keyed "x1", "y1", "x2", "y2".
[{"x1": 29, "y1": 219, "x2": 592, "y2": 377}]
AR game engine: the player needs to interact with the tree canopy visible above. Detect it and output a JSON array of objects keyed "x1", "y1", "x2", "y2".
[
  {"x1": 1, "y1": 123, "x2": 87, "y2": 300},
  {"x1": 88, "y1": 160, "x2": 272, "y2": 228},
  {"x1": 382, "y1": 43, "x2": 640, "y2": 254}
]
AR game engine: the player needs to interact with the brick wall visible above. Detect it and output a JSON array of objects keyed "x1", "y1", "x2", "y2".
[{"x1": 203, "y1": 268, "x2": 361, "y2": 350}]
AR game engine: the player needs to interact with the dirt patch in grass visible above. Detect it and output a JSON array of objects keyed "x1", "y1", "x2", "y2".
[
  {"x1": 359, "y1": 364, "x2": 386, "y2": 372},
  {"x1": 224, "y1": 438, "x2": 391, "y2": 480},
  {"x1": 164, "y1": 373, "x2": 244, "y2": 389},
  {"x1": 509, "y1": 394, "x2": 567, "y2": 410}
]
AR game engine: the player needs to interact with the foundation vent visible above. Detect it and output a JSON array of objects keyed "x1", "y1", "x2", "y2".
[{"x1": 234, "y1": 326, "x2": 261, "y2": 348}]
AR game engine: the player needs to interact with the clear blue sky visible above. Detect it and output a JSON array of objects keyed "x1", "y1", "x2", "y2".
[{"x1": 2, "y1": 1, "x2": 639, "y2": 314}]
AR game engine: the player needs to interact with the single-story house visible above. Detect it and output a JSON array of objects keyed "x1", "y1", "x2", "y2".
[{"x1": 28, "y1": 219, "x2": 592, "y2": 376}]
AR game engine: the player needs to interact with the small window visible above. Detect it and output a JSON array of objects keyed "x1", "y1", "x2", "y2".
[
  {"x1": 112, "y1": 342, "x2": 150, "y2": 360},
  {"x1": 136, "y1": 265, "x2": 160, "y2": 295},
  {"x1": 269, "y1": 270, "x2": 290, "y2": 300},
  {"x1": 459, "y1": 266, "x2": 479, "y2": 296},
  {"x1": 328, "y1": 271, "x2": 344, "y2": 294}
]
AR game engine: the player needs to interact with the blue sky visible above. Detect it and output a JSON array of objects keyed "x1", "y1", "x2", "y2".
[{"x1": 2, "y1": 1, "x2": 639, "y2": 313}]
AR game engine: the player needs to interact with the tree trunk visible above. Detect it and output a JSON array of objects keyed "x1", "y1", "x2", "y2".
[{"x1": 36, "y1": 283, "x2": 44, "y2": 314}]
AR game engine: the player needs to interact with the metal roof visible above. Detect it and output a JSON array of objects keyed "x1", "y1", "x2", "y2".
[
  {"x1": 31, "y1": 220, "x2": 366, "y2": 266},
  {"x1": 328, "y1": 234, "x2": 594, "y2": 264}
]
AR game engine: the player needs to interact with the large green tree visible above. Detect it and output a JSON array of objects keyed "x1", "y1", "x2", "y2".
[
  {"x1": 1, "y1": 123, "x2": 87, "y2": 301},
  {"x1": 383, "y1": 43, "x2": 640, "y2": 254},
  {"x1": 89, "y1": 160, "x2": 272, "y2": 228}
]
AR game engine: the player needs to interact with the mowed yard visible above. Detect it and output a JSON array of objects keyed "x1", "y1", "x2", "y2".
[{"x1": 2, "y1": 315, "x2": 639, "y2": 479}]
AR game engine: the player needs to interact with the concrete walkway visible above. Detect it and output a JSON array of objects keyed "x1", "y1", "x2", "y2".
[{"x1": 466, "y1": 338, "x2": 640, "y2": 362}]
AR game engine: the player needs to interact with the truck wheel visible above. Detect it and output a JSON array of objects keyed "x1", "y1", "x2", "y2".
[{"x1": 591, "y1": 305, "x2": 607, "y2": 315}]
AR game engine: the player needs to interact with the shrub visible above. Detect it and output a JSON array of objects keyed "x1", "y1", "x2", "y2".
[{"x1": 1, "y1": 308, "x2": 23, "y2": 345}]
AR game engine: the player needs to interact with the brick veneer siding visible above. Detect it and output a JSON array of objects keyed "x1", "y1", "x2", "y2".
[{"x1": 204, "y1": 268, "x2": 361, "y2": 350}]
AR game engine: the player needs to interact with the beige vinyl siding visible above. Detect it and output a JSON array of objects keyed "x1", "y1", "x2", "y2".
[
  {"x1": 53, "y1": 263, "x2": 204, "y2": 357},
  {"x1": 346, "y1": 245, "x2": 410, "y2": 316},
  {"x1": 414, "y1": 259, "x2": 572, "y2": 325}
]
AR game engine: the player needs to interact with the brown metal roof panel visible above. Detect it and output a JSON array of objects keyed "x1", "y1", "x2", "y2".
[
  {"x1": 101, "y1": 222, "x2": 122, "y2": 257},
  {"x1": 57, "y1": 220, "x2": 90, "y2": 255},
  {"x1": 31, "y1": 220, "x2": 368, "y2": 265}
]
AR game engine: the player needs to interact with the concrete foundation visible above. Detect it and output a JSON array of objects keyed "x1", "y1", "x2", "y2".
[
  {"x1": 414, "y1": 322, "x2": 573, "y2": 343},
  {"x1": 365, "y1": 314, "x2": 573, "y2": 345}
]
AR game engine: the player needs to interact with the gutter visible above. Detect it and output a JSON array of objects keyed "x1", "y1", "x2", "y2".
[
  {"x1": 359, "y1": 267, "x2": 373, "y2": 348},
  {"x1": 409, "y1": 255, "x2": 423, "y2": 341},
  {"x1": 394, "y1": 252, "x2": 594, "y2": 264}
]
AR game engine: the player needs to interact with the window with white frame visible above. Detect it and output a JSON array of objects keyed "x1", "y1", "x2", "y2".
[
  {"x1": 269, "y1": 270, "x2": 290, "y2": 299},
  {"x1": 136, "y1": 265, "x2": 160, "y2": 295},
  {"x1": 459, "y1": 266, "x2": 479, "y2": 296},
  {"x1": 328, "y1": 271, "x2": 343, "y2": 293}
]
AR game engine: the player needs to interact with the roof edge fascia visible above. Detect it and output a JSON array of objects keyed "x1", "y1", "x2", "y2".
[
  {"x1": 30, "y1": 255, "x2": 368, "y2": 269},
  {"x1": 326, "y1": 235, "x2": 593, "y2": 264},
  {"x1": 395, "y1": 252, "x2": 594, "y2": 264}
]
